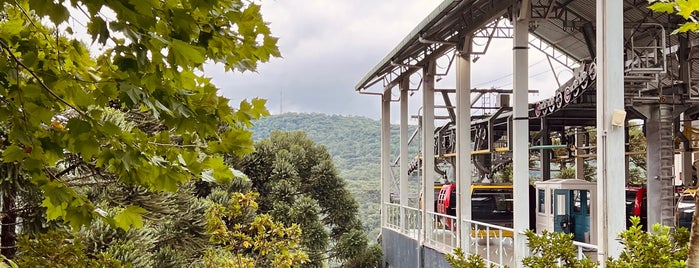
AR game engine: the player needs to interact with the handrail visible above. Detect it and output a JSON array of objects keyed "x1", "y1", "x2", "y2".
[{"x1": 381, "y1": 204, "x2": 594, "y2": 267}]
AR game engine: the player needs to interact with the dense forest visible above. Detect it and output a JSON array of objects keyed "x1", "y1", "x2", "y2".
[{"x1": 251, "y1": 113, "x2": 418, "y2": 240}]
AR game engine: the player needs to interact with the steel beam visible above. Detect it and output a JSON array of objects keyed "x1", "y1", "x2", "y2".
[
  {"x1": 381, "y1": 88, "x2": 392, "y2": 231},
  {"x1": 512, "y1": 6, "x2": 530, "y2": 265},
  {"x1": 400, "y1": 79, "x2": 410, "y2": 232},
  {"x1": 455, "y1": 48, "x2": 472, "y2": 249},
  {"x1": 596, "y1": 0, "x2": 626, "y2": 263},
  {"x1": 421, "y1": 60, "x2": 436, "y2": 244}
]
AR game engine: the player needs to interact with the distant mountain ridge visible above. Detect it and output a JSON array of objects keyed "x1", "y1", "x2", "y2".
[
  {"x1": 250, "y1": 112, "x2": 417, "y2": 239},
  {"x1": 252, "y1": 113, "x2": 381, "y2": 172}
]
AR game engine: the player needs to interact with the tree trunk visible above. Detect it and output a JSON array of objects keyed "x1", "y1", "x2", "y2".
[
  {"x1": 686, "y1": 193, "x2": 699, "y2": 267},
  {"x1": 0, "y1": 164, "x2": 17, "y2": 259}
]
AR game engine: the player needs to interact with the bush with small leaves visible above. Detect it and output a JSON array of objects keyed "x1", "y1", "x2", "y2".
[
  {"x1": 522, "y1": 229, "x2": 597, "y2": 268},
  {"x1": 445, "y1": 247, "x2": 502, "y2": 268},
  {"x1": 607, "y1": 216, "x2": 688, "y2": 267}
]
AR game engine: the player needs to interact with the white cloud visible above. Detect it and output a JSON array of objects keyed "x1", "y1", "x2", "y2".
[{"x1": 210, "y1": 0, "x2": 563, "y2": 120}]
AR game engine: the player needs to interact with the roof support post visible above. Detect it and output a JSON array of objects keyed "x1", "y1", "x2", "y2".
[
  {"x1": 596, "y1": 0, "x2": 626, "y2": 263},
  {"x1": 513, "y1": 5, "x2": 531, "y2": 265},
  {"x1": 421, "y1": 60, "x2": 436, "y2": 245},
  {"x1": 399, "y1": 79, "x2": 410, "y2": 233},
  {"x1": 455, "y1": 46, "x2": 472, "y2": 249},
  {"x1": 381, "y1": 87, "x2": 392, "y2": 231}
]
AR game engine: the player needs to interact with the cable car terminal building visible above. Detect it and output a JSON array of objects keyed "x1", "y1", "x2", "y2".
[{"x1": 355, "y1": 1, "x2": 699, "y2": 267}]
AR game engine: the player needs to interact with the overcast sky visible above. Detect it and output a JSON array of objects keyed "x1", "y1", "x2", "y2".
[{"x1": 207, "y1": 0, "x2": 569, "y2": 120}]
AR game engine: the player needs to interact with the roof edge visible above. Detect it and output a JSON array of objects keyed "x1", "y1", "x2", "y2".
[{"x1": 354, "y1": 0, "x2": 464, "y2": 92}]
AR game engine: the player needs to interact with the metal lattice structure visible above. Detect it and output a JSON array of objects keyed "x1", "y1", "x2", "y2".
[{"x1": 357, "y1": 1, "x2": 699, "y2": 267}]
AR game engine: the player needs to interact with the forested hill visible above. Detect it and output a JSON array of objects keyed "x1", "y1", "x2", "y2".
[
  {"x1": 250, "y1": 112, "x2": 417, "y2": 239},
  {"x1": 252, "y1": 113, "x2": 381, "y2": 171}
]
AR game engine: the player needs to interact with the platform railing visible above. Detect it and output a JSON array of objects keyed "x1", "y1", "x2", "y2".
[
  {"x1": 571, "y1": 240, "x2": 597, "y2": 260},
  {"x1": 382, "y1": 206, "x2": 596, "y2": 267},
  {"x1": 385, "y1": 203, "x2": 401, "y2": 230},
  {"x1": 522, "y1": 232, "x2": 598, "y2": 265},
  {"x1": 465, "y1": 219, "x2": 515, "y2": 267},
  {"x1": 423, "y1": 211, "x2": 516, "y2": 267},
  {"x1": 383, "y1": 203, "x2": 422, "y2": 239},
  {"x1": 425, "y1": 211, "x2": 458, "y2": 251}
]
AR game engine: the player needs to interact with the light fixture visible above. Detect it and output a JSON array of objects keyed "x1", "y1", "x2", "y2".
[{"x1": 611, "y1": 109, "x2": 626, "y2": 127}]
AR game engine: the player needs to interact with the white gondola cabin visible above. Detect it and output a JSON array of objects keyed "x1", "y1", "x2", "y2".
[{"x1": 535, "y1": 179, "x2": 597, "y2": 244}]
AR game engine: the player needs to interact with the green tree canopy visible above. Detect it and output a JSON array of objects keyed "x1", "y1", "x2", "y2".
[
  {"x1": 649, "y1": 0, "x2": 699, "y2": 33},
  {"x1": 1, "y1": 0, "x2": 276, "y2": 232},
  {"x1": 235, "y1": 131, "x2": 381, "y2": 267}
]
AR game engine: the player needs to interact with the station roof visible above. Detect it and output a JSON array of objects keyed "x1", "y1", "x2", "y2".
[{"x1": 355, "y1": 0, "x2": 687, "y2": 93}]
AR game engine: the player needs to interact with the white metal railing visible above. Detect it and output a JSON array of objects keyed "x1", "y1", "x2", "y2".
[
  {"x1": 465, "y1": 219, "x2": 515, "y2": 267},
  {"x1": 571, "y1": 240, "x2": 598, "y2": 260},
  {"x1": 384, "y1": 203, "x2": 422, "y2": 239},
  {"x1": 382, "y1": 205, "x2": 596, "y2": 267},
  {"x1": 403, "y1": 206, "x2": 422, "y2": 238},
  {"x1": 426, "y1": 211, "x2": 458, "y2": 250},
  {"x1": 424, "y1": 211, "x2": 516, "y2": 267},
  {"x1": 523, "y1": 232, "x2": 598, "y2": 265},
  {"x1": 385, "y1": 203, "x2": 401, "y2": 230}
]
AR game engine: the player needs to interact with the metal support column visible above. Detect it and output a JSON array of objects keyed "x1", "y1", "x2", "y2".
[
  {"x1": 400, "y1": 79, "x2": 410, "y2": 232},
  {"x1": 421, "y1": 61, "x2": 436, "y2": 243},
  {"x1": 455, "y1": 51, "x2": 472, "y2": 249},
  {"x1": 596, "y1": 0, "x2": 626, "y2": 263},
  {"x1": 381, "y1": 88, "x2": 392, "y2": 230},
  {"x1": 513, "y1": 7, "x2": 530, "y2": 265},
  {"x1": 645, "y1": 105, "x2": 676, "y2": 227}
]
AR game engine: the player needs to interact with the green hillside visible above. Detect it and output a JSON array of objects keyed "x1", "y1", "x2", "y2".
[{"x1": 251, "y1": 113, "x2": 417, "y2": 240}]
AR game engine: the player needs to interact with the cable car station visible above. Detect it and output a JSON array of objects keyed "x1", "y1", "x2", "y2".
[{"x1": 355, "y1": 0, "x2": 699, "y2": 267}]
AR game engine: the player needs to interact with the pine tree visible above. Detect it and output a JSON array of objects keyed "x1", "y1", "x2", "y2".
[{"x1": 235, "y1": 131, "x2": 381, "y2": 266}]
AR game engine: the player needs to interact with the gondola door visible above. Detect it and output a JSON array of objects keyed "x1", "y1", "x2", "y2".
[{"x1": 553, "y1": 189, "x2": 573, "y2": 234}]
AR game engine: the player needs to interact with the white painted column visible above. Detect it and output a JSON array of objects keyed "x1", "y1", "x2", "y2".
[
  {"x1": 422, "y1": 61, "x2": 436, "y2": 242},
  {"x1": 455, "y1": 52, "x2": 472, "y2": 248},
  {"x1": 512, "y1": 9, "x2": 530, "y2": 266},
  {"x1": 400, "y1": 79, "x2": 410, "y2": 232},
  {"x1": 596, "y1": 0, "x2": 626, "y2": 263},
  {"x1": 381, "y1": 88, "x2": 392, "y2": 230}
]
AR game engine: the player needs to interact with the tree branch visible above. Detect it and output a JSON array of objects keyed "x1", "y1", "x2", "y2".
[
  {"x1": 147, "y1": 142, "x2": 206, "y2": 148},
  {"x1": 50, "y1": 162, "x2": 82, "y2": 181},
  {"x1": 0, "y1": 39, "x2": 88, "y2": 118}
]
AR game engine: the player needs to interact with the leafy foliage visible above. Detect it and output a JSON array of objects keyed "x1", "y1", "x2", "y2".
[
  {"x1": 203, "y1": 191, "x2": 309, "y2": 268},
  {"x1": 236, "y1": 130, "x2": 381, "y2": 266},
  {"x1": 75, "y1": 182, "x2": 212, "y2": 267},
  {"x1": 15, "y1": 230, "x2": 122, "y2": 267},
  {"x1": 445, "y1": 247, "x2": 499, "y2": 268},
  {"x1": 509, "y1": 218, "x2": 687, "y2": 268},
  {"x1": 649, "y1": 0, "x2": 699, "y2": 33},
  {"x1": 0, "y1": 0, "x2": 276, "y2": 242},
  {"x1": 251, "y1": 113, "x2": 417, "y2": 242},
  {"x1": 522, "y1": 229, "x2": 597, "y2": 267},
  {"x1": 608, "y1": 217, "x2": 688, "y2": 267}
]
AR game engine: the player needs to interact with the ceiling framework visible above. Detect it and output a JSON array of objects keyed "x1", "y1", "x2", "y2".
[
  {"x1": 356, "y1": 0, "x2": 514, "y2": 91},
  {"x1": 357, "y1": 0, "x2": 699, "y2": 125},
  {"x1": 364, "y1": 3, "x2": 699, "y2": 264}
]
